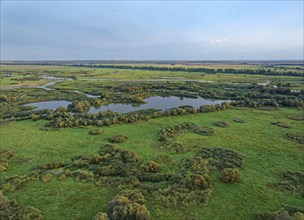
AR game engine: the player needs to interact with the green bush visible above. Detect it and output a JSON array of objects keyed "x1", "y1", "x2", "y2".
[
  {"x1": 92, "y1": 212, "x2": 109, "y2": 220},
  {"x1": 109, "y1": 135, "x2": 128, "y2": 143},
  {"x1": 107, "y1": 191, "x2": 150, "y2": 220},
  {"x1": 256, "y1": 205, "x2": 304, "y2": 220},
  {"x1": 188, "y1": 174, "x2": 212, "y2": 189},
  {"x1": 285, "y1": 133, "x2": 304, "y2": 144},
  {"x1": 140, "y1": 161, "x2": 161, "y2": 173},
  {"x1": 271, "y1": 121, "x2": 293, "y2": 128},
  {"x1": 221, "y1": 168, "x2": 241, "y2": 183},
  {"x1": 213, "y1": 121, "x2": 230, "y2": 127},
  {"x1": 89, "y1": 128, "x2": 103, "y2": 135},
  {"x1": 197, "y1": 147, "x2": 245, "y2": 170},
  {"x1": 272, "y1": 171, "x2": 304, "y2": 198},
  {"x1": 233, "y1": 118, "x2": 245, "y2": 123},
  {"x1": 0, "y1": 191, "x2": 43, "y2": 220}
]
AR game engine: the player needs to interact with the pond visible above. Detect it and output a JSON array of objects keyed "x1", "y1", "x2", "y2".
[
  {"x1": 23, "y1": 96, "x2": 228, "y2": 113},
  {"x1": 88, "y1": 96, "x2": 228, "y2": 113},
  {"x1": 23, "y1": 100, "x2": 72, "y2": 111}
]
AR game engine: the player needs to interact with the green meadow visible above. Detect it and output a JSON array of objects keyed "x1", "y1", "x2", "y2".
[{"x1": 1, "y1": 107, "x2": 303, "y2": 219}]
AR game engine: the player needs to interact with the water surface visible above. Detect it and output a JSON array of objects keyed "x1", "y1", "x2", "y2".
[
  {"x1": 24, "y1": 100, "x2": 72, "y2": 111},
  {"x1": 89, "y1": 96, "x2": 228, "y2": 113},
  {"x1": 24, "y1": 96, "x2": 229, "y2": 113}
]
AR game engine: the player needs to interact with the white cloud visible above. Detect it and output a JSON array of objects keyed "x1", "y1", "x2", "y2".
[{"x1": 209, "y1": 38, "x2": 229, "y2": 44}]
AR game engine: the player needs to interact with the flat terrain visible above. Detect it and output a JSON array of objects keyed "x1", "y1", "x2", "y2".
[{"x1": 0, "y1": 63, "x2": 303, "y2": 220}]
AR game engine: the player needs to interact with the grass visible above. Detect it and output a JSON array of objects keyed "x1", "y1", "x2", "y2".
[
  {"x1": 1, "y1": 107, "x2": 303, "y2": 219},
  {"x1": 1, "y1": 65, "x2": 303, "y2": 90}
]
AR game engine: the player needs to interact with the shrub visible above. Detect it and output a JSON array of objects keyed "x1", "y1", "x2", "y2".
[
  {"x1": 92, "y1": 212, "x2": 109, "y2": 220},
  {"x1": 0, "y1": 163, "x2": 8, "y2": 172},
  {"x1": 140, "y1": 161, "x2": 161, "y2": 173},
  {"x1": 213, "y1": 121, "x2": 229, "y2": 127},
  {"x1": 271, "y1": 121, "x2": 293, "y2": 128},
  {"x1": 285, "y1": 133, "x2": 304, "y2": 144},
  {"x1": 31, "y1": 113, "x2": 39, "y2": 121},
  {"x1": 36, "y1": 161, "x2": 65, "y2": 170},
  {"x1": 109, "y1": 135, "x2": 128, "y2": 143},
  {"x1": 233, "y1": 118, "x2": 245, "y2": 123},
  {"x1": 221, "y1": 168, "x2": 241, "y2": 183},
  {"x1": 197, "y1": 147, "x2": 245, "y2": 170},
  {"x1": 272, "y1": 171, "x2": 304, "y2": 198},
  {"x1": 288, "y1": 113, "x2": 304, "y2": 121},
  {"x1": 41, "y1": 173, "x2": 53, "y2": 183},
  {"x1": 89, "y1": 128, "x2": 103, "y2": 135},
  {"x1": 0, "y1": 150, "x2": 15, "y2": 162},
  {"x1": 180, "y1": 157, "x2": 209, "y2": 175},
  {"x1": 188, "y1": 174, "x2": 212, "y2": 189},
  {"x1": 256, "y1": 205, "x2": 304, "y2": 220},
  {"x1": 0, "y1": 191, "x2": 43, "y2": 219},
  {"x1": 107, "y1": 191, "x2": 150, "y2": 220}
]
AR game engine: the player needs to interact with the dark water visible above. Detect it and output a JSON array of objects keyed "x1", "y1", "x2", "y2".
[{"x1": 24, "y1": 96, "x2": 228, "y2": 113}]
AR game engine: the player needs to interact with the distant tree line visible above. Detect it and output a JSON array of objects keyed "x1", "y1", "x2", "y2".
[{"x1": 73, "y1": 64, "x2": 304, "y2": 77}]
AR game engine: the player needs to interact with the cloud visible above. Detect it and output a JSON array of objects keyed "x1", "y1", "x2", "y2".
[{"x1": 209, "y1": 38, "x2": 229, "y2": 44}]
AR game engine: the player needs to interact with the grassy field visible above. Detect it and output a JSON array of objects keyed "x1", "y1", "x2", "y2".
[
  {"x1": 1, "y1": 107, "x2": 303, "y2": 220},
  {"x1": 1, "y1": 65, "x2": 303, "y2": 90}
]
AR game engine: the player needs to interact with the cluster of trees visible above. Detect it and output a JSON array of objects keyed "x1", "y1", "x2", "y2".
[
  {"x1": 68, "y1": 101, "x2": 90, "y2": 112},
  {"x1": 75, "y1": 64, "x2": 304, "y2": 76},
  {"x1": 44, "y1": 103, "x2": 231, "y2": 129}
]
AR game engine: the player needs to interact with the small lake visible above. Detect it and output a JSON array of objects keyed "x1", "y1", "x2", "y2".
[
  {"x1": 88, "y1": 96, "x2": 228, "y2": 113},
  {"x1": 23, "y1": 96, "x2": 229, "y2": 113},
  {"x1": 24, "y1": 100, "x2": 72, "y2": 111}
]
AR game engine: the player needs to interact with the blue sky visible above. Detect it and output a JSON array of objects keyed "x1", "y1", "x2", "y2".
[{"x1": 1, "y1": 1, "x2": 303, "y2": 60}]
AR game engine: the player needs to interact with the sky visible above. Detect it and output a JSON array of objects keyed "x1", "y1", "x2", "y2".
[{"x1": 1, "y1": 1, "x2": 303, "y2": 60}]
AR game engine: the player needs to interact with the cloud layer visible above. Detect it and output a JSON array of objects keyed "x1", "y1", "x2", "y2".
[{"x1": 1, "y1": 1, "x2": 303, "y2": 60}]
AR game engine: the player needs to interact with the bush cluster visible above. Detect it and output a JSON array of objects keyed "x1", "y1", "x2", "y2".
[
  {"x1": 271, "y1": 121, "x2": 293, "y2": 128},
  {"x1": 158, "y1": 122, "x2": 215, "y2": 153},
  {"x1": 197, "y1": 147, "x2": 245, "y2": 170},
  {"x1": 109, "y1": 135, "x2": 128, "y2": 143},
  {"x1": 233, "y1": 118, "x2": 245, "y2": 123},
  {"x1": 89, "y1": 128, "x2": 103, "y2": 135},
  {"x1": 285, "y1": 133, "x2": 304, "y2": 144},
  {"x1": 221, "y1": 168, "x2": 241, "y2": 183},
  {"x1": 0, "y1": 191, "x2": 43, "y2": 220},
  {"x1": 272, "y1": 171, "x2": 304, "y2": 198},
  {"x1": 140, "y1": 161, "x2": 161, "y2": 173},
  {"x1": 256, "y1": 205, "x2": 304, "y2": 220},
  {"x1": 0, "y1": 150, "x2": 15, "y2": 172},
  {"x1": 106, "y1": 191, "x2": 150, "y2": 220},
  {"x1": 213, "y1": 121, "x2": 230, "y2": 127}
]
